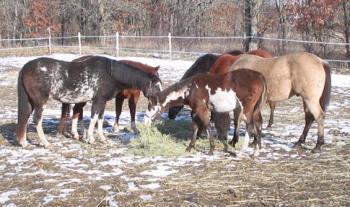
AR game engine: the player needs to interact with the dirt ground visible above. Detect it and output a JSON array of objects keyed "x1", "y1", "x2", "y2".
[{"x1": 0, "y1": 68, "x2": 350, "y2": 206}]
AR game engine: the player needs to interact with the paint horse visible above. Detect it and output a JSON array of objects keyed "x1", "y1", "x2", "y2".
[
  {"x1": 168, "y1": 49, "x2": 272, "y2": 121},
  {"x1": 144, "y1": 69, "x2": 267, "y2": 155},
  {"x1": 230, "y1": 52, "x2": 331, "y2": 152},
  {"x1": 17, "y1": 56, "x2": 162, "y2": 148},
  {"x1": 58, "y1": 56, "x2": 160, "y2": 137}
]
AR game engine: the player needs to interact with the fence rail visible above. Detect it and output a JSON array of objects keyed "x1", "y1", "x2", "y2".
[{"x1": 0, "y1": 32, "x2": 349, "y2": 65}]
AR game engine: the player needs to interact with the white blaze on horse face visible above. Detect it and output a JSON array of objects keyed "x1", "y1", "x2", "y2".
[
  {"x1": 155, "y1": 82, "x2": 163, "y2": 91},
  {"x1": 207, "y1": 86, "x2": 238, "y2": 113},
  {"x1": 162, "y1": 86, "x2": 188, "y2": 108}
]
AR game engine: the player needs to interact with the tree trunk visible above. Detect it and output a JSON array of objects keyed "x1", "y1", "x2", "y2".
[
  {"x1": 343, "y1": 2, "x2": 350, "y2": 58},
  {"x1": 243, "y1": 0, "x2": 252, "y2": 52}
]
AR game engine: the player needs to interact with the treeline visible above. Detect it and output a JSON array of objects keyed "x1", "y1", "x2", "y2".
[{"x1": 0, "y1": 0, "x2": 349, "y2": 57}]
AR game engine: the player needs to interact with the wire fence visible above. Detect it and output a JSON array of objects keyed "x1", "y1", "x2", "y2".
[{"x1": 0, "y1": 32, "x2": 349, "y2": 71}]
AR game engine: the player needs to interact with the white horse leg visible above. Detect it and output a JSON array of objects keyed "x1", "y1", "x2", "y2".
[
  {"x1": 71, "y1": 117, "x2": 79, "y2": 139},
  {"x1": 36, "y1": 115, "x2": 51, "y2": 148},
  {"x1": 87, "y1": 114, "x2": 98, "y2": 144},
  {"x1": 97, "y1": 117, "x2": 108, "y2": 144}
]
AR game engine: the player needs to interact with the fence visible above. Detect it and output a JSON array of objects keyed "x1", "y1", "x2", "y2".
[{"x1": 0, "y1": 32, "x2": 349, "y2": 72}]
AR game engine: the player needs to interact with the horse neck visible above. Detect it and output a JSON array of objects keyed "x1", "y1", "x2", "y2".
[
  {"x1": 157, "y1": 80, "x2": 191, "y2": 110},
  {"x1": 110, "y1": 60, "x2": 155, "y2": 91}
]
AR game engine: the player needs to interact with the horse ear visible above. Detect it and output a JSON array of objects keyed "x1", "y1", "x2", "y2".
[{"x1": 155, "y1": 66, "x2": 160, "y2": 71}]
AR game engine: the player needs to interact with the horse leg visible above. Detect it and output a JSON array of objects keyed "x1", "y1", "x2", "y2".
[
  {"x1": 129, "y1": 93, "x2": 140, "y2": 134},
  {"x1": 87, "y1": 100, "x2": 106, "y2": 144},
  {"x1": 71, "y1": 103, "x2": 85, "y2": 139},
  {"x1": 33, "y1": 106, "x2": 51, "y2": 148},
  {"x1": 229, "y1": 105, "x2": 243, "y2": 148},
  {"x1": 193, "y1": 107, "x2": 213, "y2": 155},
  {"x1": 296, "y1": 100, "x2": 324, "y2": 153},
  {"x1": 16, "y1": 100, "x2": 34, "y2": 147},
  {"x1": 212, "y1": 112, "x2": 230, "y2": 151},
  {"x1": 267, "y1": 101, "x2": 276, "y2": 129},
  {"x1": 58, "y1": 103, "x2": 70, "y2": 134},
  {"x1": 113, "y1": 92, "x2": 124, "y2": 133},
  {"x1": 97, "y1": 107, "x2": 108, "y2": 144},
  {"x1": 294, "y1": 101, "x2": 315, "y2": 148},
  {"x1": 185, "y1": 114, "x2": 201, "y2": 153}
]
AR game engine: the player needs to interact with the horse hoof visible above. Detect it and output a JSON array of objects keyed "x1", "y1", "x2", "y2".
[
  {"x1": 311, "y1": 147, "x2": 321, "y2": 154},
  {"x1": 185, "y1": 146, "x2": 192, "y2": 152},
  {"x1": 293, "y1": 142, "x2": 303, "y2": 149},
  {"x1": 87, "y1": 138, "x2": 95, "y2": 144},
  {"x1": 17, "y1": 140, "x2": 28, "y2": 148},
  {"x1": 99, "y1": 138, "x2": 109, "y2": 144},
  {"x1": 132, "y1": 128, "x2": 140, "y2": 134},
  {"x1": 112, "y1": 126, "x2": 119, "y2": 133},
  {"x1": 208, "y1": 150, "x2": 214, "y2": 156},
  {"x1": 266, "y1": 126, "x2": 272, "y2": 130},
  {"x1": 73, "y1": 134, "x2": 80, "y2": 140}
]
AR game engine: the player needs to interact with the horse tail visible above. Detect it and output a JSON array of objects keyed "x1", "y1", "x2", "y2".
[
  {"x1": 17, "y1": 69, "x2": 34, "y2": 142},
  {"x1": 254, "y1": 75, "x2": 268, "y2": 114},
  {"x1": 17, "y1": 70, "x2": 33, "y2": 118},
  {"x1": 320, "y1": 61, "x2": 331, "y2": 112}
]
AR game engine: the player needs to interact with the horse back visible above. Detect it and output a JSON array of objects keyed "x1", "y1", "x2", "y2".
[
  {"x1": 120, "y1": 60, "x2": 159, "y2": 76},
  {"x1": 209, "y1": 54, "x2": 241, "y2": 74},
  {"x1": 181, "y1": 53, "x2": 219, "y2": 80}
]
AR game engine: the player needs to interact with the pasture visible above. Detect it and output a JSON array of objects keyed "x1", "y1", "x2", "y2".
[{"x1": 0, "y1": 54, "x2": 349, "y2": 206}]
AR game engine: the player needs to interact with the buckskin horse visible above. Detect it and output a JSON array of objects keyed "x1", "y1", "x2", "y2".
[
  {"x1": 17, "y1": 56, "x2": 162, "y2": 148},
  {"x1": 58, "y1": 56, "x2": 160, "y2": 137},
  {"x1": 230, "y1": 52, "x2": 331, "y2": 152},
  {"x1": 144, "y1": 69, "x2": 267, "y2": 155}
]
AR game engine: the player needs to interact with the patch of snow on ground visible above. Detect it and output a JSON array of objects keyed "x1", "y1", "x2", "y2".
[{"x1": 0, "y1": 189, "x2": 19, "y2": 204}]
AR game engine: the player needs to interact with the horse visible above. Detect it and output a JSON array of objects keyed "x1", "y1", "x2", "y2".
[
  {"x1": 16, "y1": 56, "x2": 162, "y2": 148},
  {"x1": 207, "y1": 49, "x2": 273, "y2": 140},
  {"x1": 144, "y1": 69, "x2": 267, "y2": 155},
  {"x1": 230, "y1": 52, "x2": 331, "y2": 152},
  {"x1": 58, "y1": 56, "x2": 160, "y2": 138},
  {"x1": 168, "y1": 49, "x2": 272, "y2": 120}
]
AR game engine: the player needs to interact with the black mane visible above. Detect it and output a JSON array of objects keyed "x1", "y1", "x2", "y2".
[{"x1": 181, "y1": 54, "x2": 219, "y2": 80}]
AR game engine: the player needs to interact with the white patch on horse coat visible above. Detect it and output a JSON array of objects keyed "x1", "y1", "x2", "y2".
[
  {"x1": 208, "y1": 87, "x2": 238, "y2": 112},
  {"x1": 49, "y1": 66, "x2": 99, "y2": 103},
  {"x1": 40, "y1": 66, "x2": 47, "y2": 72},
  {"x1": 155, "y1": 82, "x2": 163, "y2": 91}
]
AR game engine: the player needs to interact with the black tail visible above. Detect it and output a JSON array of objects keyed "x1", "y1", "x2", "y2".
[
  {"x1": 17, "y1": 70, "x2": 33, "y2": 126},
  {"x1": 320, "y1": 62, "x2": 331, "y2": 112}
]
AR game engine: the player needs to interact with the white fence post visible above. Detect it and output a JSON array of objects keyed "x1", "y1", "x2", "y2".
[
  {"x1": 78, "y1": 32, "x2": 82, "y2": 55},
  {"x1": 48, "y1": 28, "x2": 51, "y2": 54},
  {"x1": 116, "y1": 32, "x2": 119, "y2": 57},
  {"x1": 168, "y1": 33, "x2": 172, "y2": 61}
]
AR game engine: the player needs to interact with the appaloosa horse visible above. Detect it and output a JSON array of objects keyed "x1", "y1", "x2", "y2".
[
  {"x1": 58, "y1": 56, "x2": 160, "y2": 137},
  {"x1": 17, "y1": 56, "x2": 162, "y2": 147},
  {"x1": 144, "y1": 69, "x2": 267, "y2": 155},
  {"x1": 230, "y1": 52, "x2": 331, "y2": 152}
]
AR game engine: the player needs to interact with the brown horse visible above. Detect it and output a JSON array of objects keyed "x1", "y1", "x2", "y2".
[
  {"x1": 208, "y1": 49, "x2": 273, "y2": 142},
  {"x1": 230, "y1": 52, "x2": 331, "y2": 152},
  {"x1": 58, "y1": 56, "x2": 160, "y2": 139},
  {"x1": 144, "y1": 69, "x2": 267, "y2": 155}
]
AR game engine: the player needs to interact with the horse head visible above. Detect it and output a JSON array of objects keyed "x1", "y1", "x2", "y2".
[
  {"x1": 143, "y1": 74, "x2": 162, "y2": 99},
  {"x1": 143, "y1": 91, "x2": 162, "y2": 125}
]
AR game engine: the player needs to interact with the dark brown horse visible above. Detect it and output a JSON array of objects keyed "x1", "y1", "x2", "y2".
[
  {"x1": 58, "y1": 56, "x2": 160, "y2": 138},
  {"x1": 144, "y1": 69, "x2": 267, "y2": 155},
  {"x1": 230, "y1": 52, "x2": 331, "y2": 152},
  {"x1": 17, "y1": 56, "x2": 162, "y2": 147}
]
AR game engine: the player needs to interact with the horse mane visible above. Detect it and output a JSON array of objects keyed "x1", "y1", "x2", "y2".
[
  {"x1": 225, "y1": 50, "x2": 244, "y2": 56},
  {"x1": 120, "y1": 59, "x2": 159, "y2": 75},
  {"x1": 100, "y1": 57, "x2": 160, "y2": 89},
  {"x1": 181, "y1": 53, "x2": 219, "y2": 80}
]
